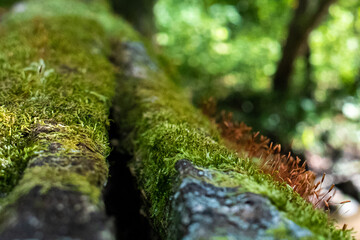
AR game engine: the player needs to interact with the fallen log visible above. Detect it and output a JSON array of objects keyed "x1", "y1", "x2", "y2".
[
  {"x1": 111, "y1": 40, "x2": 353, "y2": 239},
  {"x1": 0, "y1": 0, "x2": 137, "y2": 239}
]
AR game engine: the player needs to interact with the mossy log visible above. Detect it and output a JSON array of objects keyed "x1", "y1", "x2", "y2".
[
  {"x1": 0, "y1": 0, "x2": 353, "y2": 239},
  {"x1": 0, "y1": 0, "x2": 136, "y2": 239},
  {"x1": 112, "y1": 40, "x2": 353, "y2": 239}
]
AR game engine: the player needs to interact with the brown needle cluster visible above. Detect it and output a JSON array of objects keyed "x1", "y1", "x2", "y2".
[{"x1": 202, "y1": 97, "x2": 336, "y2": 207}]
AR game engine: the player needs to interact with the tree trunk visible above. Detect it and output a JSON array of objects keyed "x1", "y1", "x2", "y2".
[
  {"x1": 273, "y1": 0, "x2": 337, "y2": 93},
  {"x1": 304, "y1": 41, "x2": 315, "y2": 98}
]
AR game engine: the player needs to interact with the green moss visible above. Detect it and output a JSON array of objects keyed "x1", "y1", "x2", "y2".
[
  {"x1": 3, "y1": 0, "x2": 139, "y2": 41},
  {"x1": 0, "y1": 0, "x2": 140, "y2": 198},
  {"x1": 0, "y1": 0, "x2": 353, "y2": 238},
  {"x1": 117, "y1": 69, "x2": 353, "y2": 239},
  {"x1": 1, "y1": 166, "x2": 101, "y2": 206},
  {"x1": 266, "y1": 223, "x2": 299, "y2": 240}
]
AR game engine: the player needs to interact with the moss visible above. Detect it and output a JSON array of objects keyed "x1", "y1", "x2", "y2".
[
  {"x1": 3, "y1": 0, "x2": 139, "y2": 41},
  {"x1": 1, "y1": 166, "x2": 101, "y2": 207},
  {"x1": 0, "y1": 0, "x2": 141, "y2": 200},
  {"x1": 116, "y1": 62, "x2": 353, "y2": 239},
  {"x1": 266, "y1": 223, "x2": 299, "y2": 240},
  {"x1": 0, "y1": 0, "x2": 353, "y2": 238}
]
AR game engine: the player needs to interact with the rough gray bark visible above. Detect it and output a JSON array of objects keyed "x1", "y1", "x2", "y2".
[
  {"x1": 170, "y1": 160, "x2": 312, "y2": 239},
  {"x1": 0, "y1": 122, "x2": 114, "y2": 240},
  {"x1": 0, "y1": 187, "x2": 112, "y2": 240}
]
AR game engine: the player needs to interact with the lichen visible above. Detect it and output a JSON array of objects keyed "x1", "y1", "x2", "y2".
[{"x1": 114, "y1": 44, "x2": 353, "y2": 239}]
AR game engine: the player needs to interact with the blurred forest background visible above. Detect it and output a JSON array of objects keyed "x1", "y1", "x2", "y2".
[{"x1": 2, "y1": 0, "x2": 360, "y2": 236}]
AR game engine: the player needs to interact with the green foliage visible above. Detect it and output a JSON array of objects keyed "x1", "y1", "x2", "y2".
[
  {"x1": 310, "y1": 0, "x2": 360, "y2": 93},
  {"x1": 155, "y1": 0, "x2": 360, "y2": 155},
  {"x1": 289, "y1": 0, "x2": 360, "y2": 152},
  {"x1": 154, "y1": 0, "x2": 292, "y2": 100},
  {"x1": 155, "y1": 0, "x2": 360, "y2": 96}
]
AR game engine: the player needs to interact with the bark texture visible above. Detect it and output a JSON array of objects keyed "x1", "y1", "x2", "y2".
[{"x1": 170, "y1": 159, "x2": 312, "y2": 239}]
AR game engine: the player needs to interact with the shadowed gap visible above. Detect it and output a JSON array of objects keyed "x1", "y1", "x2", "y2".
[{"x1": 103, "y1": 110, "x2": 157, "y2": 240}]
